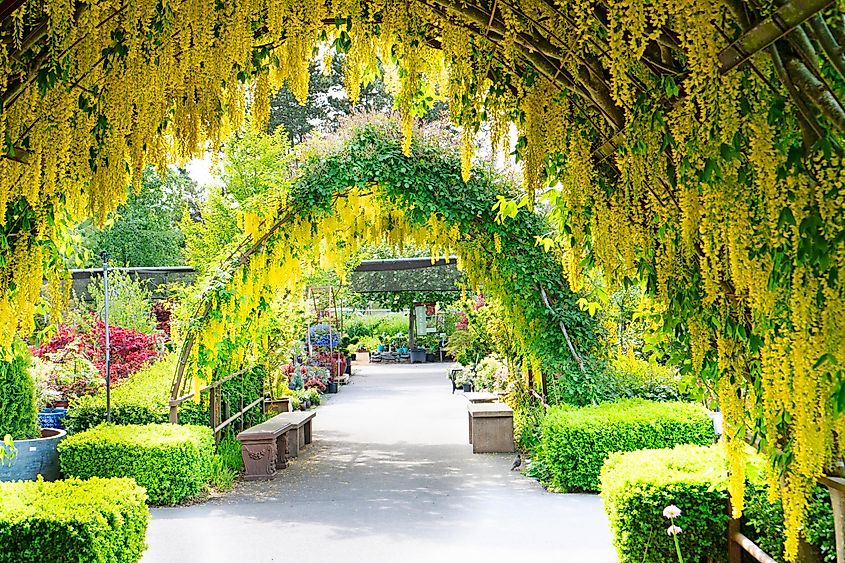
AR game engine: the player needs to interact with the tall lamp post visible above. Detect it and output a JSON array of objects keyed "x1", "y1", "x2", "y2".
[{"x1": 101, "y1": 252, "x2": 112, "y2": 422}]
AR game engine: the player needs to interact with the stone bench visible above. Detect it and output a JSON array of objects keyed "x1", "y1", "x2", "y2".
[
  {"x1": 270, "y1": 410, "x2": 316, "y2": 457},
  {"x1": 467, "y1": 403, "x2": 514, "y2": 453},
  {"x1": 463, "y1": 391, "x2": 499, "y2": 404},
  {"x1": 237, "y1": 417, "x2": 294, "y2": 481}
]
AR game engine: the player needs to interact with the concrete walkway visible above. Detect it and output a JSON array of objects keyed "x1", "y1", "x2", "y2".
[{"x1": 144, "y1": 363, "x2": 617, "y2": 563}]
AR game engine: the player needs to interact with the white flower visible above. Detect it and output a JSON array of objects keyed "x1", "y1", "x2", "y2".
[
  {"x1": 663, "y1": 505, "x2": 682, "y2": 519},
  {"x1": 667, "y1": 525, "x2": 682, "y2": 536}
]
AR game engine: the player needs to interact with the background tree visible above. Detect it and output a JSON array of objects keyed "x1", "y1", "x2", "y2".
[{"x1": 80, "y1": 167, "x2": 197, "y2": 267}]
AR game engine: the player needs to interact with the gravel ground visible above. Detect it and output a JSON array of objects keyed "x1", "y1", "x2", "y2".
[{"x1": 144, "y1": 363, "x2": 617, "y2": 563}]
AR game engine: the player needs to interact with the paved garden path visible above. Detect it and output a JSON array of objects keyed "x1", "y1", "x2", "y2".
[{"x1": 145, "y1": 363, "x2": 617, "y2": 562}]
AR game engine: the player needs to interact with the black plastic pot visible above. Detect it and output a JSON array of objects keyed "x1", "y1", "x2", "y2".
[
  {"x1": 327, "y1": 381, "x2": 339, "y2": 394},
  {"x1": 462, "y1": 382, "x2": 473, "y2": 393}
]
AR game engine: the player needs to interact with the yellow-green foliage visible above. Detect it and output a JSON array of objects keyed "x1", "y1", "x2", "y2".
[
  {"x1": 0, "y1": 477, "x2": 149, "y2": 563},
  {"x1": 540, "y1": 399, "x2": 715, "y2": 492},
  {"x1": 59, "y1": 423, "x2": 213, "y2": 505},
  {"x1": 600, "y1": 444, "x2": 761, "y2": 563},
  {"x1": 65, "y1": 356, "x2": 175, "y2": 433}
]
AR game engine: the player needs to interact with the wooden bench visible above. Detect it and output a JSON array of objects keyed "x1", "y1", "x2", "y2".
[
  {"x1": 237, "y1": 417, "x2": 294, "y2": 481},
  {"x1": 467, "y1": 402, "x2": 514, "y2": 453},
  {"x1": 270, "y1": 410, "x2": 316, "y2": 457}
]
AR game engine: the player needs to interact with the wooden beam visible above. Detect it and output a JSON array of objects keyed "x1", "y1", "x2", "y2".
[
  {"x1": 0, "y1": 0, "x2": 26, "y2": 25},
  {"x1": 719, "y1": 0, "x2": 835, "y2": 73}
]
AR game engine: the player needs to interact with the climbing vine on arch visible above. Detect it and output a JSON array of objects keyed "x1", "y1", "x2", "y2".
[
  {"x1": 172, "y1": 121, "x2": 602, "y2": 416},
  {"x1": 2, "y1": 1, "x2": 845, "y2": 557}
]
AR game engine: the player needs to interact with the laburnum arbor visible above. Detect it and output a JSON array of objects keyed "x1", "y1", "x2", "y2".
[{"x1": 1, "y1": 0, "x2": 845, "y2": 558}]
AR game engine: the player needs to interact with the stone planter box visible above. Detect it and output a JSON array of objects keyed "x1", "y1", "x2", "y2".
[
  {"x1": 355, "y1": 351, "x2": 370, "y2": 363},
  {"x1": 0, "y1": 428, "x2": 66, "y2": 482},
  {"x1": 263, "y1": 398, "x2": 291, "y2": 415}
]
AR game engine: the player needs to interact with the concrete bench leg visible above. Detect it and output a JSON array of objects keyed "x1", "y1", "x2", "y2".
[
  {"x1": 241, "y1": 439, "x2": 277, "y2": 480},
  {"x1": 275, "y1": 432, "x2": 288, "y2": 469},
  {"x1": 468, "y1": 412, "x2": 473, "y2": 444},
  {"x1": 303, "y1": 420, "x2": 312, "y2": 445},
  {"x1": 286, "y1": 428, "x2": 300, "y2": 457},
  {"x1": 298, "y1": 425, "x2": 306, "y2": 449},
  {"x1": 470, "y1": 416, "x2": 514, "y2": 453}
]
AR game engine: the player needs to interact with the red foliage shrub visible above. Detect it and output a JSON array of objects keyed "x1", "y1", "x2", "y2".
[
  {"x1": 35, "y1": 319, "x2": 159, "y2": 384},
  {"x1": 151, "y1": 301, "x2": 173, "y2": 339},
  {"x1": 88, "y1": 320, "x2": 158, "y2": 382}
]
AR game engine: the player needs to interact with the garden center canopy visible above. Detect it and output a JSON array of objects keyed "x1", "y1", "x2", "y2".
[{"x1": 348, "y1": 257, "x2": 463, "y2": 293}]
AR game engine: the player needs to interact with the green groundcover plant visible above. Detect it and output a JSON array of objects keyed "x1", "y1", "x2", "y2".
[
  {"x1": 539, "y1": 398, "x2": 715, "y2": 492},
  {"x1": 0, "y1": 476, "x2": 149, "y2": 563},
  {"x1": 59, "y1": 423, "x2": 213, "y2": 505}
]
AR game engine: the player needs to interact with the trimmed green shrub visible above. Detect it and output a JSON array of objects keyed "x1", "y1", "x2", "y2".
[
  {"x1": 65, "y1": 356, "x2": 174, "y2": 432},
  {"x1": 0, "y1": 476, "x2": 149, "y2": 563},
  {"x1": 59, "y1": 423, "x2": 213, "y2": 505},
  {"x1": 0, "y1": 343, "x2": 38, "y2": 439},
  {"x1": 539, "y1": 398, "x2": 714, "y2": 491},
  {"x1": 601, "y1": 444, "x2": 762, "y2": 563}
]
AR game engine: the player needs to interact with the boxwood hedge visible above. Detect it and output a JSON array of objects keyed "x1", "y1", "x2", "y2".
[
  {"x1": 600, "y1": 444, "x2": 836, "y2": 563},
  {"x1": 0, "y1": 476, "x2": 148, "y2": 563},
  {"x1": 601, "y1": 444, "x2": 749, "y2": 563},
  {"x1": 539, "y1": 399, "x2": 715, "y2": 492},
  {"x1": 59, "y1": 423, "x2": 213, "y2": 505}
]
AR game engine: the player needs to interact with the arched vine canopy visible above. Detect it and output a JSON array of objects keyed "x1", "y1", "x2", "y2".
[
  {"x1": 172, "y1": 121, "x2": 601, "y2": 418},
  {"x1": 2, "y1": 0, "x2": 845, "y2": 558}
]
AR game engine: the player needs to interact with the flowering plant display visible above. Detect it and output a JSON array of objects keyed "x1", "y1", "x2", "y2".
[{"x1": 308, "y1": 324, "x2": 341, "y2": 350}]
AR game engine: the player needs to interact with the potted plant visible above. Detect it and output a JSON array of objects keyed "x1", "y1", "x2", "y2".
[
  {"x1": 31, "y1": 356, "x2": 65, "y2": 429},
  {"x1": 0, "y1": 342, "x2": 66, "y2": 482},
  {"x1": 409, "y1": 347, "x2": 427, "y2": 363}
]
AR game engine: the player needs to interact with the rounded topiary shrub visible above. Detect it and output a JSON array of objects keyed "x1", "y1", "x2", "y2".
[
  {"x1": 539, "y1": 398, "x2": 715, "y2": 492},
  {"x1": 59, "y1": 423, "x2": 213, "y2": 505},
  {"x1": 0, "y1": 344, "x2": 38, "y2": 440},
  {"x1": 0, "y1": 476, "x2": 149, "y2": 563}
]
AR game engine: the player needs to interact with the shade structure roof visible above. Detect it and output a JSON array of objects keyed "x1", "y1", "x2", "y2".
[{"x1": 349, "y1": 257, "x2": 462, "y2": 293}]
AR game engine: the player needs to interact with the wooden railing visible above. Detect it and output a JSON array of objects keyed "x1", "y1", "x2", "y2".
[
  {"x1": 728, "y1": 515, "x2": 777, "y2": 563},
  {"x1": 168, "y1": 367, "x2": 263, "y2": 441}
]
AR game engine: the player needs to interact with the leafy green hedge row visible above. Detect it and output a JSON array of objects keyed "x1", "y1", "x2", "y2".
[
  {"x1": 0, "y1": 476, "x2": 149, "y2": 563},
  {"x1": 0, "y1": 344, "x2": 38, "y2": 440},
  {"x1": 66, "y1": 356, "x2": 264, "y2": 433},
  {"x1": 600, "y1": 444, "x2": 836, "y2": 563},
  {"x1": 59, "y1": 423, "x2": 213, "y2": 505},
  {"x1": 539, "y1": 399, "x2": 715, "y2": 492}
]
